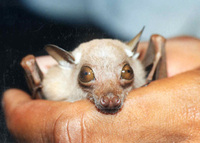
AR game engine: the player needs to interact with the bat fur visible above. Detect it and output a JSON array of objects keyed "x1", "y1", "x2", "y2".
[{"x1": 42, "y1": 37, "x2": 146, "y2": 113}]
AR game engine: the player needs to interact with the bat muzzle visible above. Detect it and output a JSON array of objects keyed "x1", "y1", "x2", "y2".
[
  {"x1": 96, "y1": 95, "x2": 122, "y2": 114},
  {"x1": 100, "y1": 96, "x2": 121, "y2": 108}
]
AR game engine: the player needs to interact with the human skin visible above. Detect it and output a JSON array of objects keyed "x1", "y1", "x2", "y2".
[{"x1": 2, "y1": 37, "x2": 200, "y2": 142}]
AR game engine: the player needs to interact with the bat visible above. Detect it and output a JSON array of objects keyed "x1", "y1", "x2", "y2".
[{"x1": 21, "y1": 28, "x2": 167, "y2": 114}]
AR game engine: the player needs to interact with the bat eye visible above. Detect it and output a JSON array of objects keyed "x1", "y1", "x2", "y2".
[
  {"x1": 121, "y1": 64, "x2": 134, "y2": 80},
  {"x1": 79, "y1": 66, "x2": 95, "y2": 83}
]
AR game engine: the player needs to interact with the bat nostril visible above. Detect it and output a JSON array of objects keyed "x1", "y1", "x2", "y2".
[
  {"x1": 100, "y1": 96, "x2": 121, "y2": 108},
  {"x1": 112, "y1": 96, "x2": 121, "y2": 107},
  {"x1": 100, "y1": 96, "x2": 109, "y2": 107}
]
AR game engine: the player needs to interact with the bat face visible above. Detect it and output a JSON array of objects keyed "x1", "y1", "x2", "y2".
[
  {"x1": 42, "y1": 39, "x2": 146, "y2": 114},
  {"x1": 74, "y1": 39, "x2": 146, "y2": 113}
]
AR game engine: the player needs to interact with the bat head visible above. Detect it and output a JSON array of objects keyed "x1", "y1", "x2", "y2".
[{"x1": 44, "y1": 28, "x2": 146, "y2": 114}]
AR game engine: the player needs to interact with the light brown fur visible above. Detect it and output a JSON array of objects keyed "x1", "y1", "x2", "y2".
[{"x1": 42, "y1": 39, "x2": 146, "y2": 112}]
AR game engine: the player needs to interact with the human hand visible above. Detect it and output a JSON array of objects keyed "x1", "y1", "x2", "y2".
[{"x1": 3, "y1": 37, "x2": 200, "y2": 142}]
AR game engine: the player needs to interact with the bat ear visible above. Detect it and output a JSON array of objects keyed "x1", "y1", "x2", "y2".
[
  {"x1": 127, "y1": 26, "x2": 145, "y2": 53},
  {"x1": 44, "y1": 44, "x2": 75, "y2": 66}
]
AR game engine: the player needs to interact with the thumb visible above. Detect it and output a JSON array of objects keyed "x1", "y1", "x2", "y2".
[
  {"x1": 2, "y1": 89, "x2": 63, "y2": 142},
  {"x1": 2, "y1": 88, "x2": 91, "y2": 142},
  {"x1": 2, "y1": 89, "x2": 32, "y2": 121}
]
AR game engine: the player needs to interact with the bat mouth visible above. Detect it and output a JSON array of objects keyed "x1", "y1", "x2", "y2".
[
  {"x1": 95, "y1": 103, "x2": 123, "y2": 114},
  {"x1": 98, "y1": 107, "x2": 122, "y2": 114},
  {"x1": 90, "y1": 93, "x2": 124, "y2": 114}
]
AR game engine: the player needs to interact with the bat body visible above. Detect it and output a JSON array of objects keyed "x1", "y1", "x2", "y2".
[
  {"x1": 42, "y1": 39, "x2": 146, "y2": 113},
  {"x1": 21, "y1": 28, "x2": 167, "y2": 114}
]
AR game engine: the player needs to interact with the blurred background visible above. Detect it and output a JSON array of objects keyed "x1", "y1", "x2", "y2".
[{"x1": 1, "y1": 0, "x2": 200, "y2": 142}]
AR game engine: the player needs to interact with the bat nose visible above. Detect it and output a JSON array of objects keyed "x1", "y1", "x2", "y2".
[{"x1": 100, "y1": 96, "x2": 121, "y2": 109}]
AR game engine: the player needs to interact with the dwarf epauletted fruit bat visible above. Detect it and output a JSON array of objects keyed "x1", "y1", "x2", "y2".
[{"x1": 21, "y1": 28, "x2": 167, "y2": 114}]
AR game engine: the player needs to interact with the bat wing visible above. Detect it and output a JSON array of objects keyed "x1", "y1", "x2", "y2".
[
  {"x1": 142, "y1": 34, "x2": 167, "y2": 84},
  {"x1": 21, "y1": 55, "x2": 43, "y2": 99}
]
